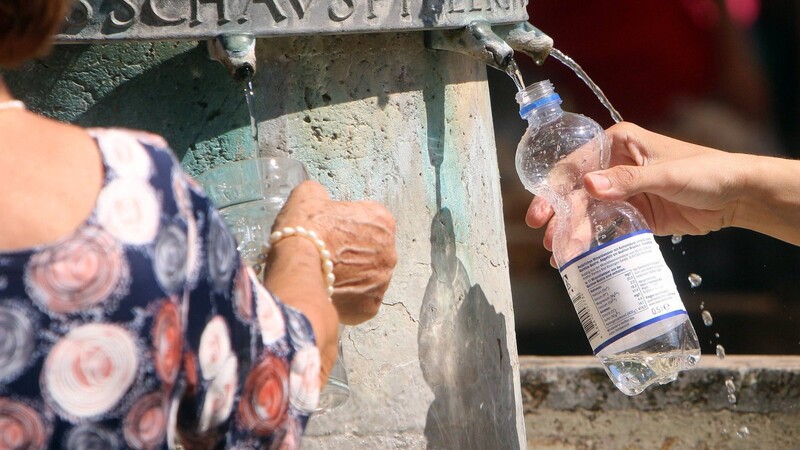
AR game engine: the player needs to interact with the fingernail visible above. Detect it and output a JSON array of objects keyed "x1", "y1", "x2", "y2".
[{"x1": 586, "y1": 173, "x2": 611, "y2": 192}]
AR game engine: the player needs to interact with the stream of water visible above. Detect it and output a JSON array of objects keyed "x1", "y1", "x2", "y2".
[
  {"x1": 548, "y1": 48, "x2": 623, "y2": 124},
  {"x1": 244, "y1": 81, "x2": 260, "y2": 156}
]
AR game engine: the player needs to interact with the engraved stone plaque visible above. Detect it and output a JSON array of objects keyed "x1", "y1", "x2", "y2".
[{"x1": 58, "y1": 0, "x2": 529, "y2": 42}]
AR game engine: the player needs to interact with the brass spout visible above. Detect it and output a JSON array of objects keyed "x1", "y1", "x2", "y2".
[
  {"x1": 425, "y1": 20, "x2": 514, "y2": 71},
  {"x1": 207, "y1": 33, "x2": 257, "y2": 82},
  {"x1": 495, "y1": 22, "x2": 554, "y2": 66}
]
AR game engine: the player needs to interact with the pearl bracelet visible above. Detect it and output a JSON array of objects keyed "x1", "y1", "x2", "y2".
[{"x1": 263, "y1": 226, "x2": 335, "y2": 300}]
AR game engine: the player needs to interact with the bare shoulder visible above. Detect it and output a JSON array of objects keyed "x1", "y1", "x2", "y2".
[{"x1": 0, "y1": 112, "x2": 105, "y2": 251}]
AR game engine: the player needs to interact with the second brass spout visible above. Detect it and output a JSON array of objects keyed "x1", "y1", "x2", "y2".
[
  {"x1": 426, "y1": 20, "x2": 514, "y2": 72},
  {"x1": 495, "y1": 22, "x2": 554, "y2": 66}
]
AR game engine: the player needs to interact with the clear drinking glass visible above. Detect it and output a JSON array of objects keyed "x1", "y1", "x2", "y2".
[
  {"x1": 198, "y1": 157, "x2": 309, "y2": 272},
  {"x1": 316, "y1": 324, "x2": 350, "y2": 413},
  {"x1": 197, "y1": 156, "x2": 350, "y2": 413}
]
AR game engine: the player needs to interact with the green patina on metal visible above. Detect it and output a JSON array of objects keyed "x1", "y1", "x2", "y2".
[{"x1": 5, "y1": 42, "x2": 254, "y2": 176}]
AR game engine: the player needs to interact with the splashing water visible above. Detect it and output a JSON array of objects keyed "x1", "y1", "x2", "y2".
[
  {"x1": 505, "y1": 59, "x2": 526, "y2": 93},
  {"x1": 671, "y1": 235, "x2": 683, "y2": 245},
  {"x1": 702, "y1": 310, "x2": 713, "y2": 326},
  {"x1": 716, "y1": 344, "x2": 726, "y2": 360},
  {"x1": 688, "y1": 273, "x2": 703, "y2": 288},
  {"x1": 736, "y1": 426, "x2": 750, "y2": 438},
  {"x1": 726, "y1": 377, "x2": 737, "y2": 404},
  {"x1": 549, "y1": 48, "x2": 623, "y2": 123},
  {"x1": 244, "y1": 81, "x2": 260, "y2": 154}
]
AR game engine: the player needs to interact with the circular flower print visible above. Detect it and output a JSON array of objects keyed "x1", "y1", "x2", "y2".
[
  {"x1": 289, "y1": 346, "x2": 321, "y2": 414},
  {"x1": 65, "y1": 424, "x2": 119, "y2": 450},
  {"x1": 96, "y1": 178, "x2": 160, "y2": 245},
  {"x1": 0, "y1": 306, "x2": 35, "y2": 382},
  {"x1": 123, "y1": 392, "x2": 166, "y2": 450},
  {"x1": 26, "y1": 226, "x2": 129, "y2": 315},
  {"x1": 183, "y1": 217, "x2": 201, "y2": 288},
  {"x1": 284, "y1": 308, "x2": 314, "y2": 349},
  {"x1": 153, "y1": 224, "x2": 188, "y2": 293},
  {"x1": 128, "y1": 130, "x2": 169, "y2": 150},
  {"x1": 233, "y1": 265, "x2": 254, "y2": 323},
  {"x1": 152, "y1": 301, "x2": 182, "y2": 386},
  {"x1": 198, "y1": 355, "x2": 238, "y2": 432},
  {"x1": 206, "y1": 211, "x2": 237, "y2": 290},
  {"x1": 43, "y1": 324, "x2": 139, "y2": 420},
  {"x1": 271, "y1": 417, "x2": 303, "y2": 450},
  {"x1": 0, "y1": 398, "x2": 48, "y2": 450},
  {"x1": 254, "y1": 283, "x2": 285, "y2": 345},
  {"x1": 171, "y1": 167, "x2": 193, "y2": 216},
  {"x1": 198, "y1": 316, "x2": 232, "y2": 381},
  {"x1": 237, "y1": 355, "x2": 289, "y2": 436},
  {"x1": 94, "y1": 129, "x2": 154, "y2": 179}
]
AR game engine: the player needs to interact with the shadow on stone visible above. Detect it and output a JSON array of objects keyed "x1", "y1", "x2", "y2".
[{"x1": 418, "y1": 79, "x2": 519, "y2": 449}]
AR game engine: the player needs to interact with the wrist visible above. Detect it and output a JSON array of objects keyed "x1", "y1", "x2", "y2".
[
  {"x1": 262, "y1": 230, "x2": 339, "y2": 376},
  {"x1": 735, "y1": 154, "x2": 800, "y2": 245}
]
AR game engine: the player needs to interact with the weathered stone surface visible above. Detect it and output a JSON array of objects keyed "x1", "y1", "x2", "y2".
[
  {"x1": 521, "y1": 356, "x2": 800, "y2": 449},
  {"x1": 251, "y1": 32, "x2": 524, "y2": 450},
  {"x1": 7, "y1": 31, "x2": 526, "y2": 449},
  {"x1": 6, "y1": 42, "x2": 253, "y2": 176}
]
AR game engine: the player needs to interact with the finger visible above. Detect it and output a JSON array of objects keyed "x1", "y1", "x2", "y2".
[
  {"x1": 360, "y1": 201, "x2": 397, "y2": 232},
  {"x1": 543, "y1": 218, "x2": 555, "y2": 251},
  {"x1": 584, "y1": 165, "x2": 652, "y2": 201},
  {"x1": 525, "y1": 197, "x2": 554, "y2": 228},
  {"x1": 549, "y1": 254, "x2": 557, "y2": 269},
  {"x1": 289, "y1": 180, "x2": 331, "y2": 201}
]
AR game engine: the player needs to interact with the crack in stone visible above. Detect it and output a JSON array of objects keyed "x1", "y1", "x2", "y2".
[{"x1": 382, "y1": 301, "x2": 419, "y2": 324}]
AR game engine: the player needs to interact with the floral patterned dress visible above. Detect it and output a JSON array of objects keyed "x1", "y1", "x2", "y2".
[{"x1": 0, "y1": 129, "x2": 321, "y2": 449}]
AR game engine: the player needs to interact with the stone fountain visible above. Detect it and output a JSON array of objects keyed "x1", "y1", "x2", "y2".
[
  {"x1": 6, "y1": 1, "x2": 555, "y2": 448},
  {"x1": 7, "y1": 2, "x2": 800, "y2": 449}
]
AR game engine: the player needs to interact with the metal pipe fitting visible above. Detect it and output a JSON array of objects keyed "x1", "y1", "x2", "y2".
[
  {"x1": 495, "y1": 22, "x2": 554, "y2": 66},
  {"x1": 207, "y1": 33, "x2": 257, "y2": 82},
  {"x1": 425, "y1": 20, "x2": 514, "y2": 72}
]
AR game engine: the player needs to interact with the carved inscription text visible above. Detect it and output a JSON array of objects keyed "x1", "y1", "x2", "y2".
[{"x1": 58, "y1": 0, "x2": 528, "y2": 41}]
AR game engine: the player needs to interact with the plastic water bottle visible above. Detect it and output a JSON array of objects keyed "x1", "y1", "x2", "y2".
[{"x1": 515, "y1": 80, "x2": 700, "y2": 395}]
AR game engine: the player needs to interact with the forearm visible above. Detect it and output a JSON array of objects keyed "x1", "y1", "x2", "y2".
[
  {"x1": 264, "y1": 237, "x2": 339, "y2": 383},
  {"x1": 734, "y1": 154, "x2": 800, "y2": 246}
]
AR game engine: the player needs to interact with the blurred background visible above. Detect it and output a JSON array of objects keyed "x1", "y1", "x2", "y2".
[{"x1": 489, "y1": 0, "x2": 800, "y2": 356}]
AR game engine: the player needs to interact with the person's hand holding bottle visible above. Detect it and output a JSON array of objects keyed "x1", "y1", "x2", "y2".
[{"x1": 527, "y1": 122, "x2": 800, "y2": 264}]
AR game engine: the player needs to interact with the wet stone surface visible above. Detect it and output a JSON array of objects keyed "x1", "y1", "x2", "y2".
[{"x1": 520, "y1": 356, "x2": 800, "y2": 449}]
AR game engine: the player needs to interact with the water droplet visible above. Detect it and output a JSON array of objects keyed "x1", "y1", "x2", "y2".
[
  {"x1": 595, "y1": 225, "x2": 603, "y2": 232},
  {"x1": 725, "y1": 378, "x2": 736, "y2": 394},
  {"x1": 681, "y1": 250, "x2": 686, "y2": 255},
  {"x1": 728, "y1": 393, "x2": 737, "y2": 404},
  {"x1": 715, "y1": 333, "x2": 720, "y2": 338},
  {"x1": 736, "y1": 426, "x2": 750, "y2": 438},
  {"x1": 671, "y1": 235, "x2": 683, "y2": 245},
  {"x1": 688, "y1": 273, "x2": 702, "y2": 288},
  {"x1": 700, "y1": 301, "x2": 705, "y2": 310},
  {"x1": 716, "y1": 344, "x2": 726, "y2": 360},
  {"x1": 702, "y1": 310, "x2": 713, "y2": 326}
]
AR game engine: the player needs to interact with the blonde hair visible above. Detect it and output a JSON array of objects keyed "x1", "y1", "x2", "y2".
[{"x1": 0, "y1": 0, "x2": 70, "y2": 68}]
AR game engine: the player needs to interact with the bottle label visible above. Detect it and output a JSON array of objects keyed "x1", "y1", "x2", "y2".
[{"x1": 559, "y1": 230, "x2": 685, "y2": 354}]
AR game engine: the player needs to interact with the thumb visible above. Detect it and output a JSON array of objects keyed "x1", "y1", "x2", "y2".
[
  {"x1": 289, "y1": 180, "x2": 330, "y2": 200},
  {"x1": 584, "y1": 165, "x2": 651, "y2": 200}
]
